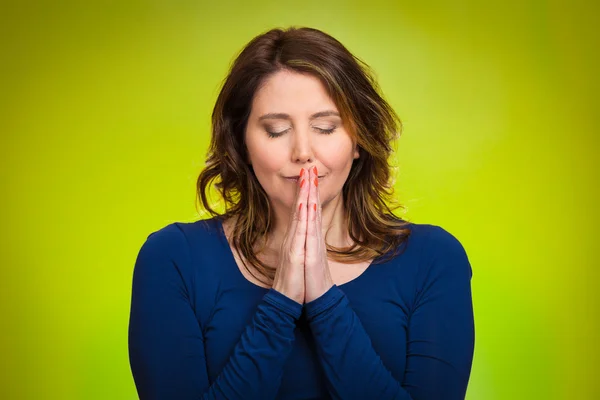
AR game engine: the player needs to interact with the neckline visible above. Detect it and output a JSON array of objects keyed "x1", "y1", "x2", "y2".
[{"x1": 212, "y1": 217, "x2": 380, "y2": 291}]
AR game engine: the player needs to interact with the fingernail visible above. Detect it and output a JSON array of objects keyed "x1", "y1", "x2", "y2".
[
  {"x1": 299, "y1": 168, "x2": 305, "y2": 178},
  {"x1": 313, "y1": 203, "x2": 317, "y2": 211},
  {"x1": 314, "y1": 177, "x2": 318, "y2": 187},
  {"x1": 313, "y1": 166, "x2": 318, "y2": 175},
  {"x1": 299, "y1": 203, "x2": 303, "y2": 211},
  {"x1": 300, "y1": 179, "x2": 306, "y2": 188}
]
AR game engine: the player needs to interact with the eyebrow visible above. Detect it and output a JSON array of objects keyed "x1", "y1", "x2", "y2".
[{"x1": 258, "y1": 110, "x2": 340, "y2": 121}]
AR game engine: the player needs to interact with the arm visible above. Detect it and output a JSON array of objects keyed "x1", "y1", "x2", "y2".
[
  {"x1": 128, "y1": 224, "x2": 302, "y2": 400},
  {"x1": 304, "y1": 228, "x2": 475, "y2": 400}
]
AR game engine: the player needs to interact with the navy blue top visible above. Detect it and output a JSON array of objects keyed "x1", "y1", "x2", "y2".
[{"x1": 128, "y1": 217, "x2": 474, "y2": 399}]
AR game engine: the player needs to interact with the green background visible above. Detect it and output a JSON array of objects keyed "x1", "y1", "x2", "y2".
[{"x1": 2, "y1": 1, "x2": 598, "y2": 399}]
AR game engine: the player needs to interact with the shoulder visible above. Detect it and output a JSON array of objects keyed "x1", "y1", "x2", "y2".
[
  {"x1": 146, "y1": 216, "x2": 225, "y2": 246},
  {"x1": 404, "y1": 222, "x2": 472, "y2": 283},
  {"x1": 135, "y1": 216, "x2": 226, "y2": 273},
  {"x1": 408, "y1": 223, "x2": 469, "y2": 257},
  {"x1": 140, "y1": 217, "x2": 220, "y2": 248},
  {"x1": 137, "y1": 223, "x2": 187, "y2": 261}
]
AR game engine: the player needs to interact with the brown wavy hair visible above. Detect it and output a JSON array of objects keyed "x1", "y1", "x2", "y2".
[{"x1": 196, "y1": 26, "x2": 411, "y2": 286}]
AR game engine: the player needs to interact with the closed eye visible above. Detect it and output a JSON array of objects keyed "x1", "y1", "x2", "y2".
[
  {"x1": 315, "y1": 127, "x2": 336, "y2": 135},
  {"x1": 267, "y1": 128, "x2": 291, "y2": 138},
  {"x1": 266, "y1": 126, "x2": 337, "y2": 138}
]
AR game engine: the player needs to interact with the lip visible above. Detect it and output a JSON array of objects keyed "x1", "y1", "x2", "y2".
[{"x1": 284, "y1": 175, "x2": 326, "y2": 181}]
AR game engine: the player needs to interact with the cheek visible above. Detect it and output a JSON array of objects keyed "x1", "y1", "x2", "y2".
[
  {"x1": 247, "y1": 140, "x2": 288, "y2": 192},
  {"x1": 247, "y1": 138, "x2": 285, "y2": 171},
  {"x1": 317, "y1": 138, "x2": 355, "y2": 172},
  {"x1": 253, "y1": 151, "x2": 283, "y2": 172}
]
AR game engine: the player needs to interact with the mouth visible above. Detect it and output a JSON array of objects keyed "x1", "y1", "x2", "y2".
[{"x1": 284, "y1": 175, "x2": 326, "y2": 183}]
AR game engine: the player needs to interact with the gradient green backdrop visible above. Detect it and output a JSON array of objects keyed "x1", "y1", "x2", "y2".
[{"x1": 2, "y1": 1, "x2": 598, "y2": 399}]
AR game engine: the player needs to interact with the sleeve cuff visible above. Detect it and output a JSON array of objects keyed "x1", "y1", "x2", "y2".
[
  {"x1": 263, "y1": 288, "x2": 303, "y2": 320},
  {"x1": 304, "y1": 285, "x2": 346, "y2": 322}
]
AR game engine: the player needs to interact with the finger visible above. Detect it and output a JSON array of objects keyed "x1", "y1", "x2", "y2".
[
  {"x1": 315, "y1": 167, "x2": 322, "y2": 226},
  {"x1": 288, "y1": 168, "x2": 309, "y2": 256},
  {"x1": 287, "y1": 168, "x2": 307, "y2": 225},
  {"x1": 306, "y1": 166, "x2": 319, "y2": 255},
  {"x1": 283, "y1": 168, "x2": 304, "y2": 250}
]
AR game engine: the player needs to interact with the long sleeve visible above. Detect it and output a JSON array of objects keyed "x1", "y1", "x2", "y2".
[
  {"x1": 128, "y1": 224, "x2": 302, "y2": 400},
  {"x1": 304, "y1": 227, "x2": 475, "y2": 400}
]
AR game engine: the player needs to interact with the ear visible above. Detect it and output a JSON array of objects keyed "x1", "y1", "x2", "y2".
[{"x1": 353, "y1": 143, "x2": 360, "y2": 160}]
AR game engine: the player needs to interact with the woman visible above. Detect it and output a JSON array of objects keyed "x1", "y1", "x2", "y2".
[{"x1": 128, "y1": 27, "x2": 474, "y2": 399}]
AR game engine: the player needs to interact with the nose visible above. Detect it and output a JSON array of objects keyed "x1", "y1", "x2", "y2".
[{"x1": 290, "y1": 129, "x2": 315, "y2": 164}]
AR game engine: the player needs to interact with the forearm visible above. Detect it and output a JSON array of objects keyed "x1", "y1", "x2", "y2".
[
  {"x1": 304, "y1": 285, "x2": 411, "y2": 400},
  {"x1": 206, "y1": 288, "x2": 302, "y2": 399}
]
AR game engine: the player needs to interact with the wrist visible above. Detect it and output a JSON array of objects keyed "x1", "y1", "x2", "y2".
[{"x1": 304, "y1": 279, "x2": 334, "y2": 303}]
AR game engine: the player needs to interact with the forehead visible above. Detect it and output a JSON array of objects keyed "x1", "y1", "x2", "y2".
[{"x1": 251, "y1": 70, "x2": 338, "y2": 115}]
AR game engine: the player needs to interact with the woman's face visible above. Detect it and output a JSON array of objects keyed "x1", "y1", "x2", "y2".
[{"x1": 245, "y1": 70, "x2": 359, "y2": 211}]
